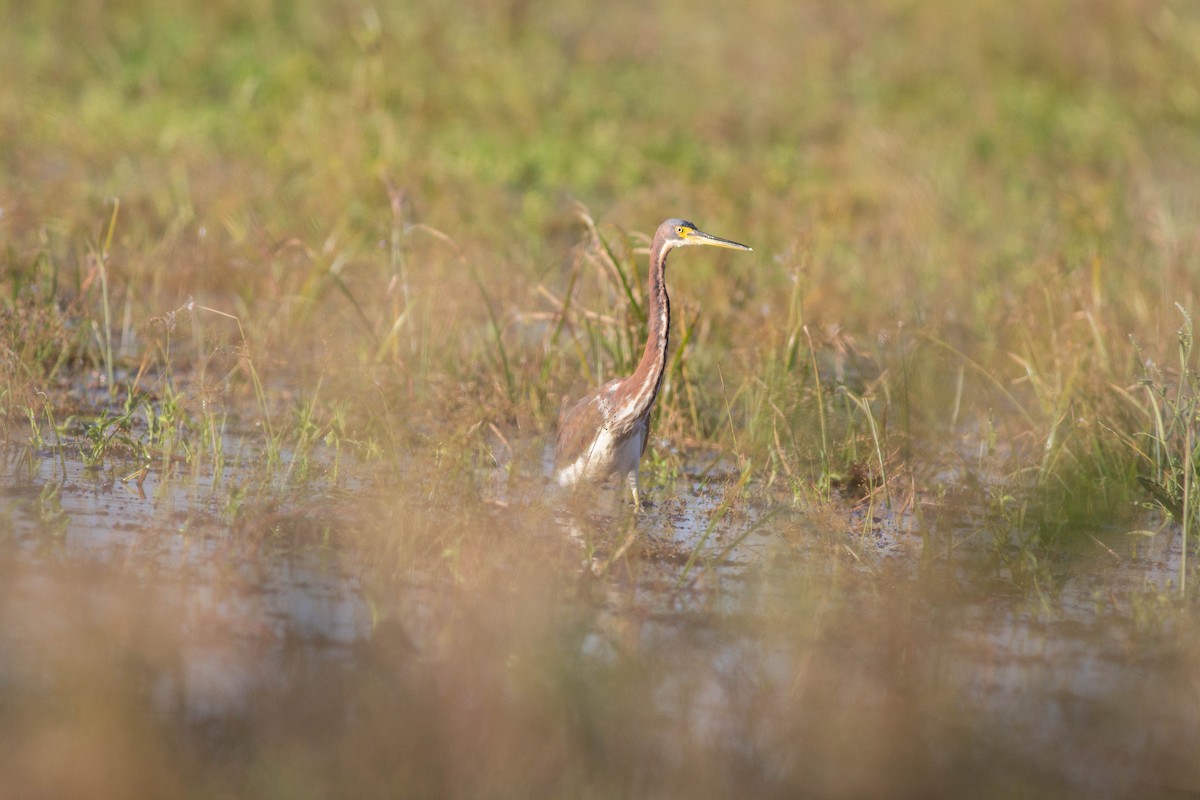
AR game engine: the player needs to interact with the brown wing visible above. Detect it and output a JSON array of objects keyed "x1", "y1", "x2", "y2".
[{"x1": 554, "y1": 379, "x2": 619, "y2": 470}]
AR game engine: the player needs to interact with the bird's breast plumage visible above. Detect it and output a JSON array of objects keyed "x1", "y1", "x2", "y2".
[{"x1": 554, "y1": 379, "x2": 648, "y2": 486}]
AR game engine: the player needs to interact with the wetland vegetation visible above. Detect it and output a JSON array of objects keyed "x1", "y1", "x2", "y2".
[{"x1": 3, "y1": 0, "x2": 1200, "y2": 797}]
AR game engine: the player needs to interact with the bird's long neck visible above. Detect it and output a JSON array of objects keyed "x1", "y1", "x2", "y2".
[{"x1": 611, "y1": 232, "x2": 671, "y2": 428}]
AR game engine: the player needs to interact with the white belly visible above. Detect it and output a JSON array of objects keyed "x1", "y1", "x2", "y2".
[{"x1": 555, "y1": 425, "x2": 645, "y2": 487}]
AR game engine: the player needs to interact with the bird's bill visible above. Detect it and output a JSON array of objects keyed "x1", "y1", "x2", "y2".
[{"x1": 688, "y1": 229, "x2": 753, "y2": 251}]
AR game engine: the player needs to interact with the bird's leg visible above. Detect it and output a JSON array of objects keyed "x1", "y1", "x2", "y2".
[{"x1": 627, "y1": 470, "x2": 642, "y2": 511}]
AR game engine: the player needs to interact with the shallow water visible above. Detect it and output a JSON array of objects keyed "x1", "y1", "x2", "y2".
[
  {"x1": 0, "y1": 447, "x2": 371, "y2": 723},
  {"x1": 1, "y1": 437, "x2": 1199, "y2": 798}
]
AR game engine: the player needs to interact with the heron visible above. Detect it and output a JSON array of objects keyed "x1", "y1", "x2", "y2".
[{"x1": 553, "y1": 218, "x2": 752, "y2": 508}]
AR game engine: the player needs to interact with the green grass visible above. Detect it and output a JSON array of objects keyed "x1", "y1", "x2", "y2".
[{"x1": 4, "y1": 0, "x2": 1200, "y2": 796}]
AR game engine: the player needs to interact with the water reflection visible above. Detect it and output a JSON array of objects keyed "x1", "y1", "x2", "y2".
[
  {"x1": 1, "y1": 442, "x2": 1199, "y2": 797},
  {"x1": 0, "y1": 447, "x2": 371, "y2": 724}
]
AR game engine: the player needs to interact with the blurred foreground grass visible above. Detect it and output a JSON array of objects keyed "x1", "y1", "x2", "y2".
[{"x1": 3, "y1": 0, "x2": 1200, "y2": 797}]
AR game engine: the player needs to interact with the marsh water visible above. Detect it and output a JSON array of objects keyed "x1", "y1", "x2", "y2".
[{"x1": 2, "y1": 422, "x2": 1198, "y2": 799}]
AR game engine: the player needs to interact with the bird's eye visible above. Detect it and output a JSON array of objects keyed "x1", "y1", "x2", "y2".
[{"x1": 676, "y1": 226, "x2": 686, "y2": 236}]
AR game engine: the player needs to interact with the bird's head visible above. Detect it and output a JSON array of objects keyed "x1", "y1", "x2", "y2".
[{"x1": 658, "y1": 218, "x2": 753, "y2": 252}]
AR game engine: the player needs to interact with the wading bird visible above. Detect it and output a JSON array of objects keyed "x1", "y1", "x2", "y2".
[{"x1": 554, "y1": 219, "x2": 752, "y2": 508}]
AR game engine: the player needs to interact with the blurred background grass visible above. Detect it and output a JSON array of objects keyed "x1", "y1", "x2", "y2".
[
  {"x1": 4, "y1": 0, "x2": 1198, "y2": 405},
  {"x1": 4, "y1": 2, "x2": 1198, "y2": 346}
]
